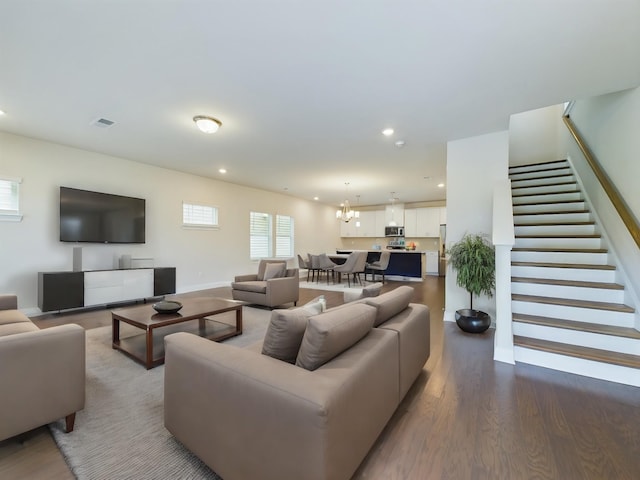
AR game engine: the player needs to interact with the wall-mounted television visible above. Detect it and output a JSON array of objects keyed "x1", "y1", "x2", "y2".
[{"x1": 59, "y1": 187, "x2": 146, "y2": 244}]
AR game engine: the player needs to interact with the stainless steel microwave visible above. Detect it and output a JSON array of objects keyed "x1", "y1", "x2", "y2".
[{"x1": 385, "y1": 226, "x2": 405, "y2": 237}]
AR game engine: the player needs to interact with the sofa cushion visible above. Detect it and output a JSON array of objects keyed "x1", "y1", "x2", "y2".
[
  {"x1": 0, "y1": 321, "x2": 39, "y2": 337},
  {"x1": 295, "y1": 303, "x2": 376, "y2": 371},
  {"x1": 261, "y1": 298, "x2": 324, "y2": 363},
  {"x1": 230, "y1": 281, "x2": 267, "y2": 294},
  {"x1": 0, "y1": 310, "x2": 31, "y2": 326},
  {"x1": 365, "y1": 285, "x2": 414, "y2": 326},
  {"x1": 263, "y1": 262, "x2": 286, "y2": 280}
]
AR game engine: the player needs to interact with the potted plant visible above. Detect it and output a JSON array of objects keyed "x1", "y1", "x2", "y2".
[{"x1": 447, "y1": 233, "x2": 495, "y2": 333}]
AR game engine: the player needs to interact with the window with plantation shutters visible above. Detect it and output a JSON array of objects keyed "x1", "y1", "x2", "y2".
[
  {"x1": 0, "y1": 177, "x2": 22, "y2": 221},
  {"x1": 182, "y1": 202, "x2": 219, "y2": 228},
  {"x1": 250, "y1": 211, "x2": 272, "y2": 259},
  {"x1": 275, "y1": 215, "x2": 294, "y2": 258}
]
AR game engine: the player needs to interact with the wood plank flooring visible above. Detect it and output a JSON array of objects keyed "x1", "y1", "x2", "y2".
[{"x1": 1, "y1": 276, "x2": 639, "y2": 479}]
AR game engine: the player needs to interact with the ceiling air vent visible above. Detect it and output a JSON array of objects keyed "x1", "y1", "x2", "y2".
[{"x1": 90, "y1": 117, "x2": 116, "y2": 128}]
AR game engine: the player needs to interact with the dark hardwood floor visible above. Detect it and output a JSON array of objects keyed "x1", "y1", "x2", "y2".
[{"x1": 1, "y1": 276, "x2": 638, "y2": 479}]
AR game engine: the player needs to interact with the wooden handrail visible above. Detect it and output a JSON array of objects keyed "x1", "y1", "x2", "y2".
[{"x1": 563, "y1": 114, "x2": 640, "y2": 249}]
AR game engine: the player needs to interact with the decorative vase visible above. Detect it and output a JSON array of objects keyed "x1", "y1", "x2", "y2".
[{"x1": 455, "y1": 309, "x2": 491, "y2": 333}]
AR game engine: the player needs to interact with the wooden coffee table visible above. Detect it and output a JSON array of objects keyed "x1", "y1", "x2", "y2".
[{"x1": 112, "y1": 297, "x2": 243, "y2": 369}]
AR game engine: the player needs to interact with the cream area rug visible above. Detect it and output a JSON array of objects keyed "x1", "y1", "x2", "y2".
[{"x1": 49, "y1": 306, "x2": 273, "y2": 480}]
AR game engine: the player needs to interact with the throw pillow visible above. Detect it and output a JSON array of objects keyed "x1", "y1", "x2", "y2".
[
  {"x1": 362, "y1": 282, "x2": 383, "y2": 298},
  {"x1": 263, "y1": 262, "x2": 286, "y2": 280},
  {"x1": 261, "y1": 299, "x2": 324, "y2": 363},
  {"x1": 295, "y1": 303, "x2": 376, "y2": 371},
  {"x1": 365, "y1": 285, "x2": 413, "y2": 326}
]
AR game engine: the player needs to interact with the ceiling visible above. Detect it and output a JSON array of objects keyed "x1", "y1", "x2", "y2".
[{"x1": 1, "y1": 1, "x2": 639, "y2": 207}]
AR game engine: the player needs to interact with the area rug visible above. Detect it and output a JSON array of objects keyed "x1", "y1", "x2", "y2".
[{"x1": 49, "y1": 306, "x2": 272, "y2": 480}]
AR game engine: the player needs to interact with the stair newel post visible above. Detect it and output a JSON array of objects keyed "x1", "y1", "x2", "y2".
[{"x1": 493, "y1": 180, "x2": 516, "y2": 364}]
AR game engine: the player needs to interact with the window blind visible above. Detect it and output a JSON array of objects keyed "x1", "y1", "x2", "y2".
[
  {"x1": 250, "y1": 211, "x2": 272, "y2": 259},
  {"x1": 275, "y1": 215, "x2": 294, "y2": 257},
  {"x1": 183, "y1": 202, "x2": 219, "y2": 227}
]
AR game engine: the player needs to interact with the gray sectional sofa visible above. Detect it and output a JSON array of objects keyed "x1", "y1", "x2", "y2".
[
  {"x1": 164, "y1": 286, "x2": 430, "y2": 480},
  {"x1": 0, "y1": 294, "x2": 85, "y2": 441}
]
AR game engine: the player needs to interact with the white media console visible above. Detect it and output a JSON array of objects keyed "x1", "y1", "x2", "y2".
[{"x1": 38, "y1": 267, "x2": 176, "y2": 312}]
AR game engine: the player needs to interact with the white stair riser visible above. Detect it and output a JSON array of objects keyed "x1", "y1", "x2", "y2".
[
  {"x1": 511, "y1": 175, "x2": 575, "y2": 188},
  {"x1": 509, "y1": 167, "x2": 572, "y2": 181},
  {"x1": 511, "y1": 281, "x2": 625, "y2": 303},
  {"x1": 513, "y1": 191, "x2": 583, "y2": 204},
  {"x1": 511, "y1": 250, "x2": 609, "y2": 265},
  {"x1": 511, "y1": 265, "x2": 615, "y2": 283},
  {"x1": 514, "y1": 237, "x2": 602, "y2": 249},
  {"x1": 512, "y1": 183, "x2": 578, "y2": 196},
  {"x1": 515, "y1": 224, "x2": 596, "y2": 236},
  {"x1": 513, "y1": 323, "x2": 640, "y2": 355},
  {"x1": 514, "y1": 212, "x2": 591, "y2": 224},
  {"x1": 513, "y1": 202, "x2": 586, "y2": 214},
  {"x1": 509, "y1": 162, "x2": 569, "y2": 175},
  {"x1": 514, "y1": 348, "x2": 640, "y2": 387},
  {"x1": 512, "y1": 300, "x2": 634, "y2": 327}
]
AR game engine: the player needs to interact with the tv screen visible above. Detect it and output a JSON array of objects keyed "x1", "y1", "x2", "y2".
[{"x1": 59, "y1": 187, "x2": 146, "y2": 243}]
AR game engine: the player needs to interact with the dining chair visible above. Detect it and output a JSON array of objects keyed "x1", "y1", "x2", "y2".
[
  {"x1": 333, "y1": 251, "x2": 367, "y2": 287},
  {"x1": 365, "y1": 250, "x2": 391, "y2": 283}
]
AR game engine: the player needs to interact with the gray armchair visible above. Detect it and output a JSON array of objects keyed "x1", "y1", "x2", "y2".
[
  {"x1": 0, "y1": 294, "x2": 85, "y2": 441},
  {"x1": 231, "y1": 260, "x2": 299, "y2": 308}
]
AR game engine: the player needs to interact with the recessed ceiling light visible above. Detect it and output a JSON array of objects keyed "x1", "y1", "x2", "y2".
[
  {"x1": 313, "y1": 196, "x2": 319, "y2": 201},
  {"x1": 394, "y1": 140, "x2": 405, "y2": 148},
  {"x1": 0, "y1": 110, "x2": 5, "y2": 116},
  {"x1": 438, "y1": 183, "x2": 445, "y2": 188},
  {"x1": 382, "y1": 128, "x2": 394, "y2": 136},
  {"x1": 218, "y1": 168, "x2": 227, "y2": 174},
  {"x1": 193, "y1": 115, "x2": 222, "y2": 134}
]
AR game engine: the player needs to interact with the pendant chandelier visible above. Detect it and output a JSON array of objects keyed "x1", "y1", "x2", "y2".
[{"x1": 336, "y1": 182, "x2": 360, "y2": 223}]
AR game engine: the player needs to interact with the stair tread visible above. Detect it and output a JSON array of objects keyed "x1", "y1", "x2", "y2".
[
  {"x1": 513, "y1": 210, "x2": 590, "y2": 216},
  {"x1": 513, "y1": 199, "x2": 584, "y2": 206},
  {"x1": 514, "y1": 221, "x2": 595, "y2": 226},
  {"x1": 512, "y1": 181, "x2": 577, "y2": 190},
  {"x1": 515, "y1": 233, "x2": 600, "y2": 238},
  {"x1": 511, "y1": 261, "x2": 614, "y2": 270},
  {"x1": 512, "y1": 247, "x2": 607, "y2": 253},
  {"x1": 512, "y1": 190, "x2": 580, "y2": 199},
  {"x1": 509, "y1": 160, "x2": 569, "y2": 171},
  {"x1": 510, "y1": 173, "x2": 574, "y2": 183},
  {"x1": 513, "y1": 313, "x2": 640, "y2": 339},
  {"x1": 514, "y1": 335, "x2": 640, "y2": 369},
  {"x1": 511, "y1": 276, "x2": 624, "y2": 290},
  {"x1": 512, "y1": 293, "x2": 635, "y2": 313}
]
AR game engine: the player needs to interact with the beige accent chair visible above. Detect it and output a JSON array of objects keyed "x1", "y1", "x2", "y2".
[
  {"x1": 231, "y1": 260, "x2": 299, "y2": 308},
  {"x1": 0, "y1": 294, "x2": 85, "y2": 441}
]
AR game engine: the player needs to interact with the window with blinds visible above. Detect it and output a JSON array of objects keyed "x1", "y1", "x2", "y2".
[
  {"x1": 250, "y1": 211, "x2": 272, "y2": 259},
  {"x1": 275, "y1": 215, "x2": 294, "y2": 257},
  {"x1": 0, "y1": 177, "x2": 22, "y2": 221},
  {"x1": 183, "y1": 202, "x2": 219, "y2": 228}
]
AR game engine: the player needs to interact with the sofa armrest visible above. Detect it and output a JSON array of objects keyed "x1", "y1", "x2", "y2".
[
  {"x1": 234, "y1": 273, "x2": 259, "y2": 282},
  {"x1": 0, "y1": 324, "x2": 85, "y2": 441},
  {"x1": 0, "y1": 294, "x2": 18, "y2": 310}
]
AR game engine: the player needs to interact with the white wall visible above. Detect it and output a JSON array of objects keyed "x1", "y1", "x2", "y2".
[
  {"x1": 568, "y1": 86, "x2": 640, "y2": 326},
  {"x1": 445, "y1": 131, "x2": 509, "y2": 322},
  {"x1": 0, "y1": 132, "x2": 340, "y2": 312},
  {"x1": 509, "y1": 104, "x2": 565, "y2": 166}
]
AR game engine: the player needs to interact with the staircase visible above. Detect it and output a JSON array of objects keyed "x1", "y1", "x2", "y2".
[{"x1": 509, "y1": 159, "x2": 640, "y2": 387}]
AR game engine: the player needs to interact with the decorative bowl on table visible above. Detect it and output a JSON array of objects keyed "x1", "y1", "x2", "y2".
[{"x1": 152, "y1": 300, "x2": 183, "y2": 314}]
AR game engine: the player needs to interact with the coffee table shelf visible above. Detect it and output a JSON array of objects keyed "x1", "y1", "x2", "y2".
[{"x1": 112, "y1": 297, "x2": 243, "y2": 369}]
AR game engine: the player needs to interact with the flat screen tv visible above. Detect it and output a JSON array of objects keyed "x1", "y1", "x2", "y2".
[{"x1": 59, "y1": 187, "x2": 146, "y2": 244}]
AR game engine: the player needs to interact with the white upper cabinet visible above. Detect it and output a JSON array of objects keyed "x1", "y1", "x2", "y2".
[
  {"x1": 403, "y1": 206, "x2": 446, "y2": 238},
  {"x1": 340, "y1": 209, "x2": 386, "y2": 237}
]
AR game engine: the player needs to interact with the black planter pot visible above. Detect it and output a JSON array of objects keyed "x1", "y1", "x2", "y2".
[{"x1": 455, "y1": 309, "x2": 491, "y2": 333}]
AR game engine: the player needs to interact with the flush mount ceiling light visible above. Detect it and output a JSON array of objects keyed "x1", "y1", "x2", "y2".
[{"x1": 193, "y1": 115, "x2": 222, "y2": 134}]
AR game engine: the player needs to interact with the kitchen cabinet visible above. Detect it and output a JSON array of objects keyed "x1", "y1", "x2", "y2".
[
  {"x1": 340, "y1": 209, "x2": 386, "y2": 237},
  {"x1": 404, "y1": 209, "x2": 418, "y2": 237},
  {"x1": 439, "y1": 207, "x2": 447, "y2": 224},
  {"x1": 426, "y1": 251, "x2": 439, "y2": 275},
  {"x1": 385, "y1": 204, "x2": 404, "y2": 227}
]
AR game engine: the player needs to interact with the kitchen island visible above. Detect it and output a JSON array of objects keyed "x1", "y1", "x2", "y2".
[{"x1": 335, "y1": 249, "x2": 424, "y2": 281}]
